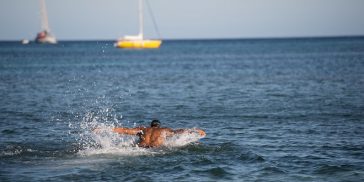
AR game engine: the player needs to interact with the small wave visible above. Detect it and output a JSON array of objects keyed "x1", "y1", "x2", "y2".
[
  {"x1": 253, "y1": 166, "x2": 286, "y2": 176},
  {"x1": 2, "y1": 129, "x2": 16, "y2": 134},
  {"x1": 314, "y1": 164, "x2": 354, "y2": 174},
  {"x1": 207, "y1": 167, "x2": 232, "y2": 177},
  {"x1": 238, "y1": 151, "x2": 265, "y2": 163},
  {"x1": 175, "y1": 143, "x2": 210, "y2": 154},
  {"x1": 262, "y1": 166, "x2": 286, "y2": 174},
  {"x1": 192, "y1": 167, "x2": 233, "y2": 179},
  {"x1": 211, "y1": 142, "x2": 236, "y2": 153}
]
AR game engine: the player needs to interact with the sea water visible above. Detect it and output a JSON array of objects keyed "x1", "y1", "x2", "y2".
[{"x1": 1, "y1": 38, "x2": 364, "y2": 181}]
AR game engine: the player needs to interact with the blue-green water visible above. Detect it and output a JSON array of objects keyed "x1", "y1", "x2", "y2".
[{"x1": 1, "y1": 38, "x2": 364, "y2": 181}]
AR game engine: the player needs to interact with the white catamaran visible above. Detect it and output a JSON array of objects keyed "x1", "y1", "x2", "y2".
[
  {"x1": 115, "y1": 0, "x2": 161, "y2": 49},
  {"x1": 35, "y1": 0, "x2": 57, "y2": 44}
]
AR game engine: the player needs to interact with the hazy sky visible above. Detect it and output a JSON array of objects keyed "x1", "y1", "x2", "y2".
[{"x1": 0, "y1": 0, "x2": 363, "y2": 40}]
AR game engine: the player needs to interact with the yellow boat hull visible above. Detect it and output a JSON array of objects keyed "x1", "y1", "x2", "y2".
[{"x1": 115, "y1": 40, "x2": 162, "y2": 49}]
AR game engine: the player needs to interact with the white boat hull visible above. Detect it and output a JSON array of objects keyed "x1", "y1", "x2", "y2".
[{"x1": 35, "y1": 34, "x2": 57, "y2": 44}]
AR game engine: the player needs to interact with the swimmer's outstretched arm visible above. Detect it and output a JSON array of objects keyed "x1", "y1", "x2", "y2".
[
  {"x1": 92, "y1": 127, "x2": 141, "y2": 135},
  {"x1": 172, "y1": 128, "x2": 206, "y2": 137},
  {"x1": 112, "y1": 128, "x2": 142, "y2": 135}
]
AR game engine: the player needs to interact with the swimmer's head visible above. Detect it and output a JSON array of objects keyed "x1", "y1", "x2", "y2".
[{"x1": 151, "y1": 120, "x2": 161, "y2": 128}]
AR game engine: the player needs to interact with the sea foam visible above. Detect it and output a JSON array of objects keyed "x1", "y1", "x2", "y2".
[{"x1": 72, "y1": 110, "x2": 203, "y2": 157}]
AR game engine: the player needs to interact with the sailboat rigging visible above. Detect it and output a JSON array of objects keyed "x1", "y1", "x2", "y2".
[
  {"x1": 115, "y1": 0, "x2": 162, "y2": 49},
  {"x1": 35, "y1": 0, "x2": 57, "y2": 44}
]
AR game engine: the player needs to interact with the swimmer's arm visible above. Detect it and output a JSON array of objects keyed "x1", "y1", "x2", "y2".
[
  {"x1": 112, "y1": 128, "x2": 142, "y2": 135},
  {"x1": 172, "y1": 128, "x2": 206, "y2": 137},
  {"x1": 92, "y1": 127, "x2": 142, "y2": 135}
]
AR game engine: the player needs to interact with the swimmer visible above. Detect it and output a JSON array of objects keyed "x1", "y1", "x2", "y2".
[{"x1": 93, "y1": 120, "x2": 206, "y2": 148}]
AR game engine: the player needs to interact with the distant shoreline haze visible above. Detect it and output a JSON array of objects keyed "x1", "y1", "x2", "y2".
[
  {"x1": 1, "y1": 0, "x2": 363, "y2": 41},
  {"x1": 1, "y1": 35, "x2": 364, "y2": 42}
]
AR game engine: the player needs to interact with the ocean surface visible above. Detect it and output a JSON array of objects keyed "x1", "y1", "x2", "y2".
[{"x1": 1, "y1": 37, "x2": 364, "y2": 181}]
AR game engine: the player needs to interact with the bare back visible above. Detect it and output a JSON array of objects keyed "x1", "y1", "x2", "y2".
[{"x1": 138, "y1": 127, "x2": 173, "y2": 148}]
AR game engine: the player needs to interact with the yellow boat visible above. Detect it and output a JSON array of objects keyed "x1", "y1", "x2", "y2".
[
  {"x1": 115, "y1": 35, "x2": 161, "y2": 49},
  {"x1": 115, "y1": 0, "x2": 162, "y2": 49}
]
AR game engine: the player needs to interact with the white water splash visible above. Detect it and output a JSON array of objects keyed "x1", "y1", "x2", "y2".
[
  {"x1": 165, "y1": 129, "x2": 205, "y2": 147},
  {"x1": 77, "y1": 128, "x2": 204, "y2": 156},
  {"x1": 78, "y1": 127, "x2": 155, "y2": 156},
  {"x1": 71, "y1": 109, "x2": 204, "y2": 157}
]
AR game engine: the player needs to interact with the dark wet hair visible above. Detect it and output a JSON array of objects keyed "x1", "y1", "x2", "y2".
[{"x1": 151, "y1": 120, "x2": 161, "y2": 127}]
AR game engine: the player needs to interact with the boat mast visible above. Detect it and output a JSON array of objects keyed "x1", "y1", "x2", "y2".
[
  {"x1": 138, "y1": 0, "x2": 144, "y2": 39},
  {"x1": 40, "y1": 0, "x2": 50, "y2": 32}
]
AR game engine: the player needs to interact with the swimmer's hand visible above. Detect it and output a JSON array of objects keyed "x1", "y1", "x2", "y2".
[{"x1": 195, "y1": 129, "x2": 206, "y2": 137}]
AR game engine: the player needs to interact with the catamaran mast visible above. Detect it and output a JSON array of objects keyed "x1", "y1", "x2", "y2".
[
  {"x1": 139, "y1": 0, "x2": 144, "y2": 39},
  {"x1": 40, "y1": 0, "x2": 50, "y2": 32}
]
